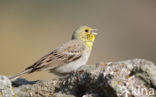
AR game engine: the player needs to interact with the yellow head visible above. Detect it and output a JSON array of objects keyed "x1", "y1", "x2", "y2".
[{"x1": 72, "y1": 26, "x2": 97, "y2": 49}]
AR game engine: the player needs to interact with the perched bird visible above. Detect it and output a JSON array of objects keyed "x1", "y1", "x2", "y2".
[{"x1": 8, "y1": 26, "x2": 97, "y2": 80}]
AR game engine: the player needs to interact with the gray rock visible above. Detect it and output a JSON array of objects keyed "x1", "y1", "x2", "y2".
[
  {"x1": 0, "y1": 76, "x2": 15, "y2": 97},
  {"x1": 1, "y1": 59, "x2": 156, "y2": 97}
]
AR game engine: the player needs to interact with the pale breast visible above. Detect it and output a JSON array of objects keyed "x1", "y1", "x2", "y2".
[{"x1": 54, "y1": 51, "x2": 90, "y2": 74}]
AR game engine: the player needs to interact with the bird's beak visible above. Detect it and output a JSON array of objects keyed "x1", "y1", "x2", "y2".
[{"x1": 91, "y1": 29, "x2": 98, "y2": 35}]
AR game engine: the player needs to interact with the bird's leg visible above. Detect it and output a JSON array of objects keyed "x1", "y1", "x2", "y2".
[{"x1": 77, "y1": 70, "x2": 84, "y2": 81}]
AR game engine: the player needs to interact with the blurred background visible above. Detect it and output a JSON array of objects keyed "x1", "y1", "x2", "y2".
[{"x1": 0, "y1": 0, "x2": 156, "y2": 80}]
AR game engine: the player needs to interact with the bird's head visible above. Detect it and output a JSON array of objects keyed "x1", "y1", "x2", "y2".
[
  {"x1": 72, "y1": 25, "x2": 97, "y2": 42},
  {"x1": 72, "y1": 25, "x2": 97, "y2": 49}
]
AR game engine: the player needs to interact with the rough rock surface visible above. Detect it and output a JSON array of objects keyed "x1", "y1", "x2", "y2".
[
  {"x1": 0, "y1": 59, "x2": 156, "y2": 97},
  {"x1": 0, "y1": 76, "x2": 15, "y2": 97}
]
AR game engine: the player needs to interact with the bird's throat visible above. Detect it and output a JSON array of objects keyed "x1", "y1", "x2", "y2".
[{"x1": 85, "y1": 41, "x2": 93, "y2": 50}]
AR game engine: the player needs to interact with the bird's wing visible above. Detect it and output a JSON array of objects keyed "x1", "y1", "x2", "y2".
[{"x1": 25, "y1": 40, "x2": 85, "y2": 72}]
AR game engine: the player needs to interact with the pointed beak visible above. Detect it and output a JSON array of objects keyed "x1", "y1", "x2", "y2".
[{"x1": 91, "y1": 29, "x2": 98, "y2": 35}]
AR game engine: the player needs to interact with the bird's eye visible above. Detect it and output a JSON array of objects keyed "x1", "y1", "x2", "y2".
[{"x1": 85, "y1": 29, "x2": 89, "y2": 32}]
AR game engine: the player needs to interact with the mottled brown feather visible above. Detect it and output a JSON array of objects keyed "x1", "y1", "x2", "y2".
[{"x1": 25, "y1": 40, "x2": 85, "y2": 72}]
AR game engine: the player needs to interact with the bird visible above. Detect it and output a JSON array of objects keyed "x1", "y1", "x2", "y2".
[{"x1": 8, "y1": 25, "x2": 97, "y2": 80}]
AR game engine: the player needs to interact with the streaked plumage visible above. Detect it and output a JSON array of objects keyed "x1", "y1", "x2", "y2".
[{"x1": 9, "y1": 25, "x2": 97, "y2": 79}]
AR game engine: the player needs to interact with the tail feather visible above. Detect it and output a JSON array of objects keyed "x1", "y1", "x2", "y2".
[{"x1": 8, "y1": 68, "x2": 33, "y2": 80}]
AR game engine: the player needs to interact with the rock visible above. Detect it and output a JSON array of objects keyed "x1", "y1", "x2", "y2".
[
  {"x1": 0, "y1": 76, "x2": 15, "y2": 97},
  {"x1": 94, "y1": 59, "x2": 156, "y2": 97},
  {"x1": 1, "y1": 59, "x2": 156, "y2": 97}
]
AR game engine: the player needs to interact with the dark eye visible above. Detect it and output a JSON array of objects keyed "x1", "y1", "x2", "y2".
[{"x1": 85, "y1": 29, "x2": 89, "y2": 32}]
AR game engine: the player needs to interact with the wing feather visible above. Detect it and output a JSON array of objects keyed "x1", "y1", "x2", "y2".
[{"x1": 25, "y1": 40, "x2": 85, "y2": 72}]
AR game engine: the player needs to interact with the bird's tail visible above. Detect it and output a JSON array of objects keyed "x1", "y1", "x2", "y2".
[{"x1": 8, "y1": 68, "x2": 33, "y2": 80}]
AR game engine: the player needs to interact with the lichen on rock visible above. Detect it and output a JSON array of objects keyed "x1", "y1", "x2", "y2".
[{"x1": 0, "y1": 59, "x2": 156, "y2": 97}]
